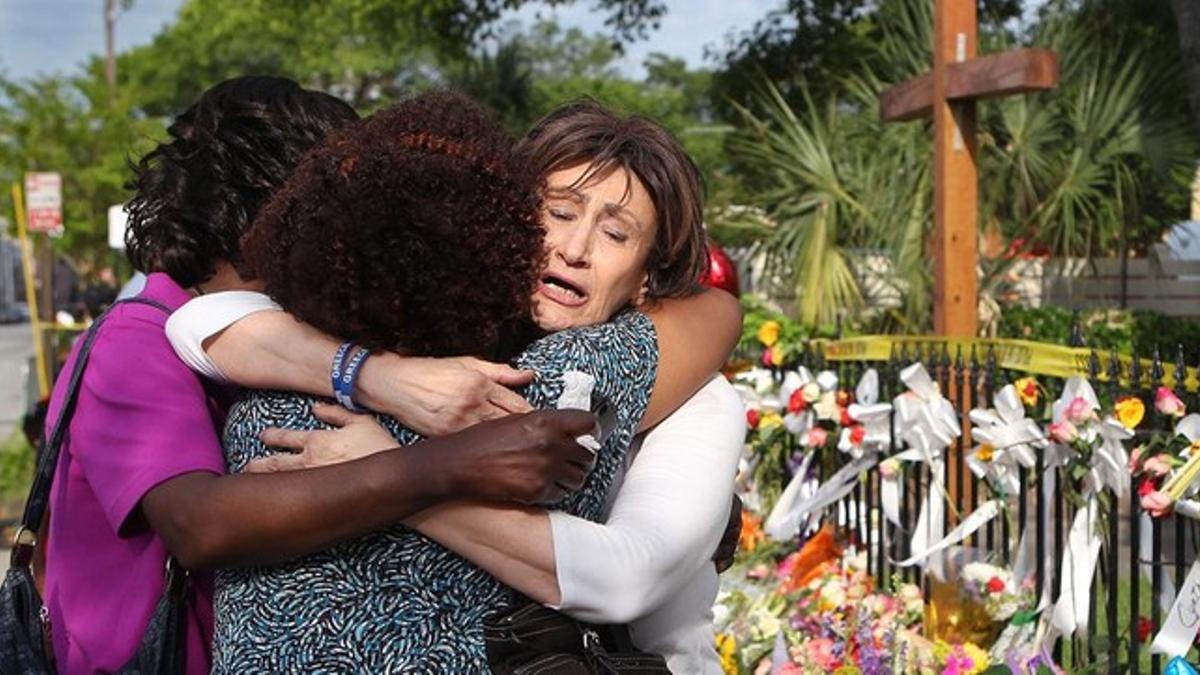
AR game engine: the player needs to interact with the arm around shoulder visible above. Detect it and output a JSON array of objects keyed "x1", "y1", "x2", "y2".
[{"x1": 639, "y1": 288, "x2": 741, "y2": 430}]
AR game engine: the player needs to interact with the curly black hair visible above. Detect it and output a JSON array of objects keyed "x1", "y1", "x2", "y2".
[
  {"x1": 124, "y1": 76, "x2": 358, "y2": 287},
  {"x1": 241, "y1": 89, "x2": 545, "y2": 357}
]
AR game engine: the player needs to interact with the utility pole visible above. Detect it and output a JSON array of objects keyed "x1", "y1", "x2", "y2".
[{"x1": 104, "y1": 0, "x2": 117, "y2": 94}]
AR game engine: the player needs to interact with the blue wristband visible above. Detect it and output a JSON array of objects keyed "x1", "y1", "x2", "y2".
[
  {"x1": 330, "y1": 341, "x2": 354, "y2": 401},
  {"x1": 334, "y1": 345, "x2": 371, "y2": 412}
]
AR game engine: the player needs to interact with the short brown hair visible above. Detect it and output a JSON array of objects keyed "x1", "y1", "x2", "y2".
[
  {"x1": 514, "y1": 100, "x2": 707, "y2": 299},
  {"x1": 241, "y1": 90, "x2": 544, "y2": 357}
]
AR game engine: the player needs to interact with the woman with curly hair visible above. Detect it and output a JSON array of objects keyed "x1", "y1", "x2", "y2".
[{"x1": 168, "y1": 97, "x2": 743, "y2": 672}]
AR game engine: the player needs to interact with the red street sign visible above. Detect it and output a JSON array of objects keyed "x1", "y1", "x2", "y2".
[{"x1": 24, "y1": 172, "x2": 63, "y2": 234}]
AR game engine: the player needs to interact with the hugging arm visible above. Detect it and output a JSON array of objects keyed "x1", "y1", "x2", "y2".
[
  {"x1": 637, "y1": 288, "x2": 741, "y2": 431},
  {"x1": 165, "y1": 293, "x2": 534, "y2": 436},
  {"x1": 164, "y1": 287, "x2": 741, "y2": 435},
  {"x1": 140, "y1": 409, "x2": 597, "y2": 570},
  {"x1": 404, "y1": 377, "x2": 745, "y2": 620}
]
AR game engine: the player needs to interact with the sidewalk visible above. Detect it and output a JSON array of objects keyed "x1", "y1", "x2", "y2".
[{"x1": 0, "y1": 322, "x2": 35, "y2": 578}]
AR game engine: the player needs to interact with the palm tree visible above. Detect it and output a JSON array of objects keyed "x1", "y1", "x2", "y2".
[{"x1": 719, "y1": 0, "x2": 1194, "y2": 333}]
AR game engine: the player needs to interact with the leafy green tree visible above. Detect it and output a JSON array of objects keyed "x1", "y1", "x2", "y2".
[
  {"x1": 114, "y1": 0, "x2": 668, "y2": 114},
  {"x1": 718, "y1": 0, "x2": 1195, "y2": 333},
  {"x1": 449, "y1": 20, "x2": 741, "y2": 204},
  {"x1": 0, "y1": 72, "x2": 162, "y2": 272},
  {"x1": 708, "y1": 0, "x2": 1023, "y2": 119}
]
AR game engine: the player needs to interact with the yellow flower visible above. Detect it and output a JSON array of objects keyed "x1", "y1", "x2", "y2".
[
  {"x1": 976, "y1": 443, "x2": 995, "y2": 463},
  {"x1": 1114, "y1": 396, "x2": 1146, "y2": 430},
  {"x1": 962, "y1": 643, "x2": 989, "y2": 673},
  {"x1": 1014, "y1": 377, "x2": 1039, "y2": 407},
  {"x1": 757, "y1": 320, "x2": 781, "y2": 347},
  {"x1": 1189, "y1": 440, "x2": 1200, "y2": 457},
  {"x1": 715, "y1": 633, "x2": 738, "y2": 675},
  {"x1": 759, "y1": 411, "x2": 784, "y2": 430}
]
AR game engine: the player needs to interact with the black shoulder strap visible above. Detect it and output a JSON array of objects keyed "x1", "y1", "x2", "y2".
[{"x1": 11, "y1": 297, "x2": 172, "y2": 567}]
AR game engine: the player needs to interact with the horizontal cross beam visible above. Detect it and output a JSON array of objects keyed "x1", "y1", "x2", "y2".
[{"x1": 880, "y1": 48, "x2": 1059, "y2": 122}]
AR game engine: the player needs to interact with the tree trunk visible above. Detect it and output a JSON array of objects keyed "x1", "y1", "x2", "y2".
[{"x1": 1170, "y1": 0, "x2": 1200, "y2": 136}]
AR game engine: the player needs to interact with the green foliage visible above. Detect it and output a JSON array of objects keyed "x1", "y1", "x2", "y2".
[
  {"x1": 115, "y1": 0, "x2": 667, "y2": 114},
  {"x1": 0, "y1": 430, "x2": 34, "y2": 501},
  {"x1": 2, "y1": 3, "x2": 732, "y2": 266},
  {"x1": 709, "y1": 0, "x2": 1022, "y2": 120},
  {"x1": 738, "y1": 295, "x2": 816, "y2": 353},
  {"x1": 996, "y1": 305, "x2": 1200, "y2": 355},
  {"x1": 448, "y1": 20, "x2": 741, "y2": 205},
  {"x1": 0, "y1": 73, "x2": 164, "y2": 273},
  {"x1": 715, "y1": 0, "x2": 1196, "y2": 332}
]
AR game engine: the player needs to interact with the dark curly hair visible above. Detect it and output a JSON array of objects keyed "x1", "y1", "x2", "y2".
[
  {"x1": 515, "y1": 99, "x2": 708, "y2": 300},
  {"x1": 241, "y1": 90, "x2": 545, "y2": 357},
  {"x1": 124, "y1": 76, "x2": 358, "y2": 287}
]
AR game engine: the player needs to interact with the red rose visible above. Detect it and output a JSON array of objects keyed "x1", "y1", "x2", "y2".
[
  {"x1": 986, "y1": 577, "x2": 1006, "y2": 594},
  {"x1": 746, "y1": 409, "x2": 760, "y2": 429},
  {"x1": 1138, "y1": 477, "x2": 1156, "y2": 498},
  {"x1": 850, "y1": 426, "x2": 866, "y2": 446},
  {"x1": 840, "y1": 408, "x2": 855, "y2": 426},
  {"x1": 788, "y1": 389, "x2": 808, "y2": 414},
  {"x1": 1137, "y1": 616, "x2": 1153, "y2": 642},
  {"x1": 836, "y1": 390, "x2": 852, "y2": 407}
]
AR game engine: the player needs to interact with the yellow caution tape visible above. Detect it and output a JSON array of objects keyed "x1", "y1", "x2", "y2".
[{"x1": 815, "y1": 335, "x2": 1198, "y2": 392}]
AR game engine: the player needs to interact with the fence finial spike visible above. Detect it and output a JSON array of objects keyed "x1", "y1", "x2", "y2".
[
  {"x1": 1069, "y1": 311, "x2": 1085, "y2": 348},
  {"x1": 1176, "y1": 344, "x2": 1188, "y2": 390},
  {"x1": 1107, "y1": 347, "x2": 1122, "y2": 387}
]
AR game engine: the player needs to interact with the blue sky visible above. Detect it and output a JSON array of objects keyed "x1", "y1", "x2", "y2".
[{"x1": 0, "y1": 0, "x2": 776, "y2": 81}]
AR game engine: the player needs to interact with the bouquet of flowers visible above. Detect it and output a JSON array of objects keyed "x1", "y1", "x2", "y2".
[{"x1": 713, "y1": 527, "x2": 1053, "y2": 675}]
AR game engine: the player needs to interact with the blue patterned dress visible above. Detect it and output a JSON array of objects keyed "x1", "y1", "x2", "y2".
[{"x1": 212, "y1": 311, "x2": 658, "y2": 673}]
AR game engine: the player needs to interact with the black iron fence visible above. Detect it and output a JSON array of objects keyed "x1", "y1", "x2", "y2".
[{"x1": 777, "y1": 336, "x2": 1200, "y2": 673}]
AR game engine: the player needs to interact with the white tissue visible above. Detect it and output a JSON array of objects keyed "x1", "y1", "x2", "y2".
[{"x1": 557, "y1": 371, "x2": 600, "y2": 452}]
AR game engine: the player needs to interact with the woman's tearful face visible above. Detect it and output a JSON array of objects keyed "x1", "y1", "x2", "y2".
[{"x1": 532, "y1": 163, "x2": 658, "y2": 332}]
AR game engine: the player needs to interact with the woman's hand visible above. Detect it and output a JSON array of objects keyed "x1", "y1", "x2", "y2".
[
  {"x1": 249, "y1": 403, "x2": 397, "y2": 472},
  {"x1": 355, "y1": 354, "x2": 535, "y2": 436}
]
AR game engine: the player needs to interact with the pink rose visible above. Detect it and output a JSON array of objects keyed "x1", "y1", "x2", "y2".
[
  {"x1": 1156, "y1": 387, "x2": 1187, "y2": 417},
  {"x1": 1143, "y1": 454, "x2": 1172, "y2": 478},
  {"x1": 1065, "y1": 396, "x2": 1095, "y2": 424},
  {"x1": 1141, "y1": 490, "x2": 1174, "y2": 518},
  {"x1": 1048, "y1": 420, "x2": 1079, "y2": 444},
  {"x1": 806, "y1": 427, "x2": 829, "y2": 447},
  {"x1": 1129, "y1": 445, "x2": 1144, "y2": 471}
]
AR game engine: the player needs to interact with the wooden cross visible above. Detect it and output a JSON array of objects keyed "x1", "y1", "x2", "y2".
[{"x1": 880, "y1": 0, "x2": 1059, "y2": 338}]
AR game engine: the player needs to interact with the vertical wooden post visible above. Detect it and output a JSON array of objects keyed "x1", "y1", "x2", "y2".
[
  {"x1": 933, "y1": 0, "x2": 979, "y2": 521},
  {"x1": 933, "y1": 0, "x2": 979, "y2": 339}
]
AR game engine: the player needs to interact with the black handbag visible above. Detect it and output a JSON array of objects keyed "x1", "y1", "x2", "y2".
[
  {"x1": 0, "y1": 297, "x2": 191, "y2": 675},
  {"x1": 484, "y1": 598, "x2": 672, "y2": 674}
]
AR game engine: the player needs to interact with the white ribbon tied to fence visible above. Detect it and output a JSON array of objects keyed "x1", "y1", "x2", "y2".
[
  {"x1": 764, "y1": 369, "x2": 886, "y2": 540},
  {"x1": 1046, "y1": 377, "x2": 1135, "y2": 639},
  {"x1": 966, "y1": 383, "x2": 1047, "y2": 496},
  {"x1": 838, "y1": 368, "x2": 893, "y2": 460},
  {"x1": 1147, "y1": 414, "x2": 1200, "y2": 654},
  {"x1": 881, "y1": 362, "x2": 964, "y2": 565}
]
